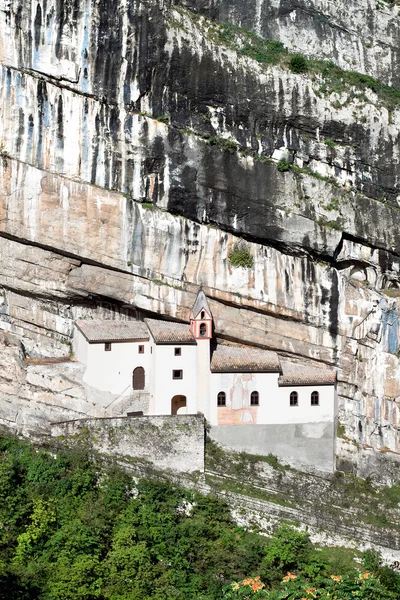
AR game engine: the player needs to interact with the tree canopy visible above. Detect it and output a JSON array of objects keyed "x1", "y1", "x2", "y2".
[{"x1": 0, "y1": 435, "x2": 398, "y2": 600}]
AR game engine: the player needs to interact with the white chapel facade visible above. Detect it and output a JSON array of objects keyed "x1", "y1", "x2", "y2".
[{"x1": 73, "y1": 290, "x2": 337, "y2": 471}]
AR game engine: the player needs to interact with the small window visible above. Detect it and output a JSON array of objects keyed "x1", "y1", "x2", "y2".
[
  {"x1": 217, "y1": 391, "x2": 226, "y2": 406},
  {"x1": 174, "y1": 347, "x2": 181, "y2": 356},
  {"x1": 105, "y1": 343, "x2": 111, "y2": 351},
  {"x1": 133, "y1": 367, "x2": 145, "y2": 390},
  {"x1": 199, "y1": 323, "x2": 207, "y2": 337},
  {"x1": 250, "y1": 391, "x2": 259, "y2": 406},
  {"x1": 173, "y1": 370, "x2": 183, "y2": 380},
  {"x1": 290, "y1": 391, "x2": 298, "y2": 406},
  {"x1": 201, "y1": 311, "x2": 205, "y2": 319},
  {"x1": 311, "y1": 391, "x2": 319, "y2": 406},
  {"x1": 138, "y1": 345, "x2": 144, "y2": 354}
]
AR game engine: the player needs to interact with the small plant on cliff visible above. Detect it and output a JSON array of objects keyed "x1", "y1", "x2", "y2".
[
  {"x1": 228, "y1": 241, "x2": 254, "y2": 268},
  {"x1": 155, "y1": 114, "x2": 169, "y2": 124},
  {"x1": 289, "y1": 53, "x2": 308, "y2": 74},
  {"x1": 325, "y1": 137, "x2": 337, "y2": 148},
  {"x1": 208, "y1": 136, "x2": 238, "y2": 153},
  {"x1": 277, "y1": 158, "x2": 290, "y2": 172},
  {"x1": 323, "y1": 197, "x2": 340, "y2": 211},
  {"x1": 336, "y1": 421, "x2": 346, "y2": 438}
]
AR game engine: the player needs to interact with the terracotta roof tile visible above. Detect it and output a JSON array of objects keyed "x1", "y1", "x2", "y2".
[
  {"x1": 211, "y1": 345, "x2": 281, "y2": 372},
  {"x1": 145, "y1": 319, "x2": 196, "y2": 344},
  {"x1": 279, "y1": 364, "x2": 336, "y2": 386},
  {"x1": 76, "y1": 320, "x2": 149, "y2": 343}
]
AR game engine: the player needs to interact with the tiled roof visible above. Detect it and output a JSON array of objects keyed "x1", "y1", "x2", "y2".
[
  {"x1": 211, "y1": 345, "x2": 281, "y2": 372},
  {"x1": 145, "y1": 319, "x2": 196, "y2": 344},
  {"x1": 279, "y1": 364, "x2": 336, "y2": 387},
  {"x1": 76, "y1": 320, "x2": 149, "y2": 343}
]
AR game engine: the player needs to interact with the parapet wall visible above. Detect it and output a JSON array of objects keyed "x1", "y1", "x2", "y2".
[{"x1": 51, "y1": 414, "x2": 205, "y2": 474}]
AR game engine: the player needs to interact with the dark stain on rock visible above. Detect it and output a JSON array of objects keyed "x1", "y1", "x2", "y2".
[
  {"x1": 57, "y1": 95, "x2": 63, "y2": 144},
  {"x1": 36, "y1": 79, "x2": 47, "y2": 168},
  {"x1": 329, "y1": 268, "x2": 340, "y2": 336},
  {"x1": 16, "y1": 108, "x2": 25, "y2": 154},
  {"x1": 34, "y1": 3, "x2": 42, "y2": 52},
  {"x1": 91, "y1": 113, "x2": 100, "y2": 185},
  {"x1": 285, "y1": 269, "x2": 290, "y2": 294}
]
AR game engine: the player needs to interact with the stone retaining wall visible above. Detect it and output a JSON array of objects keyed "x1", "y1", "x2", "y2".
[{"x1": 51, "y1": 414, "x2": 205, "y2": 473}]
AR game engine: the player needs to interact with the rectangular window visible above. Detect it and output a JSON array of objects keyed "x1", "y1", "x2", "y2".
[
  {"x1": 105, "y1": 343, "x2": 112, "y2": 351},
  {"x1": 138, "y1": 345, "x2": 144, "y2": 354},
  {"x1": 173, "y1": 370, "x2": 183, "y2": 380},
  {"x1": 174, "y1": 347, "x2": 181, "y2": 356}
]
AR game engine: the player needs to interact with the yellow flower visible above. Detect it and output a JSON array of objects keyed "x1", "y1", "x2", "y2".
[
  {"x1": 232, "y1": 582, "x2": 240, "y2": 591},
  {"x1": 330, "y1": 575, "x2": 342, "y2": 582},
  {"x1": 282, "y1": 572, "x2": 297, "y2": 583},
  {"x1": 305, "y1": 587, "x2": 317, "y2": 598}
]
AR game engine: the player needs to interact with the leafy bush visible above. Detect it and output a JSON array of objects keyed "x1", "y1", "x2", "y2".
[
  {"x1": 382, "y1": 483, "x2": 400, "y2": 506},
  {"x1": 277, "y1": 158, "x2": 290, "y2": 172},
  {"x1": 241, "y1": 39, "x2": 286, "y2": 65},
  {"x1": 228, "y1": 241, "x2": 254, "y2": 268},
  {"x1": 289, "y1": 54, "x2": 308, "y2": 73},
  {"x1": 208, "y1": 136, "x2": 238, "y2": 152}
]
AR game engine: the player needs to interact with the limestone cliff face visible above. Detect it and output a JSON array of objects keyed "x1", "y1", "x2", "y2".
[
  {"x1": 1, "y1": 0, "x2": 400, "y2": 477},
  {"x1": 182, "y1": 0, "x2": 400, "y2": 86}
]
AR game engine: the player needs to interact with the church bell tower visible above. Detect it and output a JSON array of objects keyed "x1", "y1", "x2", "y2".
[{"x1": 190, "y1": 289, "x2": 212, "y2": 417}]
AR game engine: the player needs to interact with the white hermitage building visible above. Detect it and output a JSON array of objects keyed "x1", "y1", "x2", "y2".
[{"x1": 74, "y1": 290, "x2": 337, "y2": 470}]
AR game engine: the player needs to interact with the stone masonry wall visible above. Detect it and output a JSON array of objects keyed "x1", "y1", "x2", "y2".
[{"x1": 50, "y1": 414, "x2": 205, "y2": 474}]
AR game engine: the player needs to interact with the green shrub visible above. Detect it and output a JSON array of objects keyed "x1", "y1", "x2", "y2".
[
  {"x1": 241, "y1": 39, "x2": 286, "y2": 65},
  {"x1": 228, "y1": 241, "x2": 254, "y2": 268},
  {"x1": 337, "y1": 421, "x2": 346, "y2": 438},
  {"x1": 323, "y1": 197, "x2": 340, "y2": 211},
  {"x1": 277, "y1": 158, "x2": 290, "y2": 172},
  {"x1": 325, "y1": 138, "x2": 336, "y2": 148},
  {"x1": 382, "y1": 483, "x2": 400, "y2": 505},
  {"x1": 363, "y1": 549, "x2": 382, "y2": 572},
  {"x1": 208, "y1": 136, "x2": 238, "y2": 153},
  {"x1": 289, "y1": 54, "x2": 308, "y2": 73}
]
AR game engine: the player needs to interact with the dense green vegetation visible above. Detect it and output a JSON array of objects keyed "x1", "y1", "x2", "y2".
[{"x1": 0, "y1": 435, "x2": 399, "y2": 599}]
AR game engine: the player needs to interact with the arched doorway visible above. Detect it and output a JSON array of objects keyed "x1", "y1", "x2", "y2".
[
  {"x1": 171, "y1": 395, "x2": 187, "y2": 415},
  {"x1": 132, "y1": 367, "x2": 145, "y2": 390}
]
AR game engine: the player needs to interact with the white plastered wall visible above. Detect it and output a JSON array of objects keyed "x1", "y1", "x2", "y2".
[
  {"x1": 210, "y1": 371, "x2": 335, "y2": 425},
  {"x1": 83, "y1": 339, "x2": 151, "y2": 396},
  {"x1": 275, "y1": 385, "x2": 335, "y2": 424},
  {"x1": 151, "y1": 341, "x2": 197, "y2": 415},
  {"x1": 73, "y1": 329, "x2": 88, "y2": 365}
]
